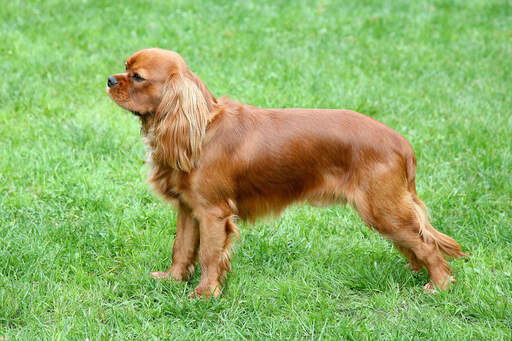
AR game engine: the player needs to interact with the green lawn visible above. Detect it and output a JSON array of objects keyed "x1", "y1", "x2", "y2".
[{"x1": 1, "y1": 0, "x2": 511, "y2": 339}]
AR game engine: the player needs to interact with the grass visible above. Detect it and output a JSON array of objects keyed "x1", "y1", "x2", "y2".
[{"x1": 1, "y1": 0, "x2": 511, "y2": 339}]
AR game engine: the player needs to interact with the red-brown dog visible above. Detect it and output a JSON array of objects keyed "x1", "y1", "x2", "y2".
[{"x1": 107, "y1": 48, "x2": 464, "y2": 298}]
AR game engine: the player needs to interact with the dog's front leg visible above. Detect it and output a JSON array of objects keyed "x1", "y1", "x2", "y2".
[
  {"x1": 192, "y1": 209, "x2": 233, "y2": 298},
  {"x1": 151, "y1": 203, "x2": 199, "y2": 281}
]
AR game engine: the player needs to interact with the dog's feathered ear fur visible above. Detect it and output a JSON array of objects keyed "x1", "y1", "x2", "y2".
[{"x1": 154, "y1": 74, "x2": 210, "y2": 172}]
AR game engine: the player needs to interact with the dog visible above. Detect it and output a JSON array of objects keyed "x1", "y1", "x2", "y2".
[{"x1": 106, "y1": 48, "x2": 464, "y2": 298}]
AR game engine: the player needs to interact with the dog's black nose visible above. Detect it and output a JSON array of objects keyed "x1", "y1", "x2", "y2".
[{"x1": 107, "y1": 75, "x2": 118, "y2": 88}]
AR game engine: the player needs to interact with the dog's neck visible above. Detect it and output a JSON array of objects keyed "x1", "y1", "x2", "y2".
[
  {"x1": 137, "y1": 112, "x2": 156, "y2": 136},
  {"x1": 138, "y1": 114, "x2": 160, "y2": 170}
]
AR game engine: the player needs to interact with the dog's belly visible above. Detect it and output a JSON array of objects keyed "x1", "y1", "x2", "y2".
[
  {"x1": 233, "y1": 170, "x2": 351, "y2": 221},
  {"x1": 304, "y1": 172, "x2": 350, "y2": 206}
]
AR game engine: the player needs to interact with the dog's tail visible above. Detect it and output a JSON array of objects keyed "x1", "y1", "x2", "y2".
[
  {"x1": 410, "y1": 194, "x2": 465, "y2": 258},
  {"x1": 405, "y1": 154, "x2": 465, "y2": 258}
]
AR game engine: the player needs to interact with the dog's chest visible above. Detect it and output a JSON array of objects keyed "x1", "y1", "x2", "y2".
[
  {"x1": 142, "y1": 129, "x2": 157, "y2": 165},
  {"x1": 142, "y1": 129, "x2": 181, "y2": 201}
]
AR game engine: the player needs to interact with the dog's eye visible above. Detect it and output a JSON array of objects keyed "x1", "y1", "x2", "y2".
[{"x1": 132, "y1": 73, "x2": 145, "y2": 82}]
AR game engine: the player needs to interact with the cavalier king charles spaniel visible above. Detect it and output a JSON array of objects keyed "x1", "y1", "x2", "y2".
[{"x1": 106, "y1": 48, "x2": 463, "y2": 298}]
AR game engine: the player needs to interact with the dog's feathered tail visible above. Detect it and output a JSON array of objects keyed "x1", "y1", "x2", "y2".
[
  {"x1": 406, "y1": 155, "x2": 465, "y2": 259},
  {"x1": 410, "y1": 194, "x2": 465, "y2": 258}
]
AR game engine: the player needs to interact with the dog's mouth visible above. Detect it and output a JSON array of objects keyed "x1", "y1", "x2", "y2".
[{"x1": 131, "y1": 110, "x2": 143, "y2": 117}]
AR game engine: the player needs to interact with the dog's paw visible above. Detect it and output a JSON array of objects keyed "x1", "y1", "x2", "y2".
[
  {"x1": 151, "y1": 271, "x2": 170, "y2": 280},
  {"x1": 151, "y1": 264, "x2": 195, "y2": 282},
  {"x1": 423, "y1": 282, "x2": 438, "y2": 294},
  {"x1": 423, "y1": 276, "x2": 456, "y2": 294},
  {"x1": 189, "y1": 285, "x2": 221, "y2": 299}
]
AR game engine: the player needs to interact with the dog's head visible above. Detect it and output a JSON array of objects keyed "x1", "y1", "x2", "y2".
[{"x1": 107, "y1": 48, "x2": 215, "y2": 172}]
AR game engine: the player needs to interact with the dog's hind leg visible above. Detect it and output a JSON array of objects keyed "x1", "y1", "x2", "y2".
[
  {"x1": 394, "y1": 243, "x2": 424, "y2": 272},
  {"x1": 350, "y1": 163, "x2": 462, "y2": 291}
]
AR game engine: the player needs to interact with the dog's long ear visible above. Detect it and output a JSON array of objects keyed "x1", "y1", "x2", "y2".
[{"x1": 154, "y1": 74, "x2": 210, "y2": 172}]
